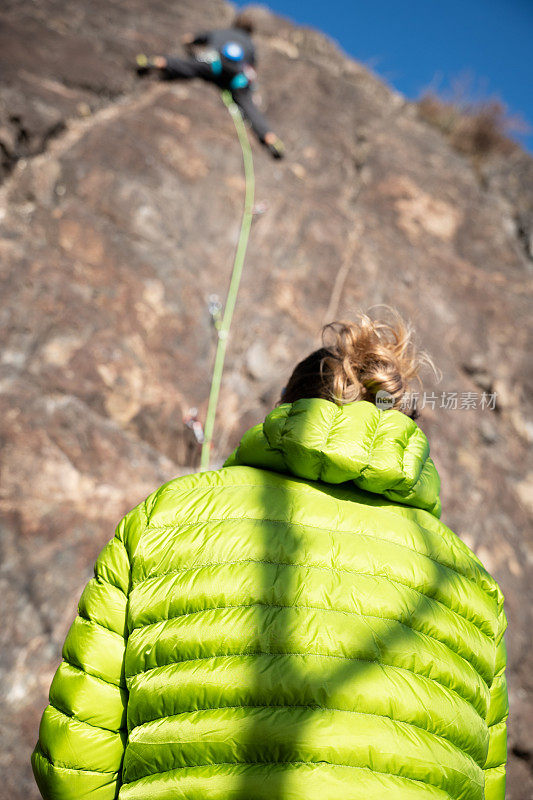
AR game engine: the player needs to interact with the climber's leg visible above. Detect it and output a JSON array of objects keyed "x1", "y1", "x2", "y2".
[
  {"x1": 231, "y1": 87, "x2": 285, "y2": 158},
  {"x1": 231, "y1": 87, "x2": 270, "y2": 141}
]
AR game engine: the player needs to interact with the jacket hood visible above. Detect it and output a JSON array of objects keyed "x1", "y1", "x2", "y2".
[{"x1": 225, "y1": 398, "x2": 441, "y2": 517}]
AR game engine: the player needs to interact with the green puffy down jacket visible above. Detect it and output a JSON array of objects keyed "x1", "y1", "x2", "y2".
[{"x1": 32, "y1": 399, "x2": 508, "y2": 800}]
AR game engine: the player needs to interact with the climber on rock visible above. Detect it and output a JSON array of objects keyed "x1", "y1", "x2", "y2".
[{"x1": 135, "y1": 12, "x2": 285, "y2": 159}]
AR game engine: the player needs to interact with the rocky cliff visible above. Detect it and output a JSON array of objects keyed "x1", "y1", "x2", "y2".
[{"x1": 1, "y1": 1, "x2": 532, "y2": 797}]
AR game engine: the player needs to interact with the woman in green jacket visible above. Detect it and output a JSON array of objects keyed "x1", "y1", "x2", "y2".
[{"x1": 32, "y1": 313, "x2": 507, "y2": 800}]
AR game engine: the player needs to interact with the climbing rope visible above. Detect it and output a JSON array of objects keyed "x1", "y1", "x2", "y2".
[{"x1": 200, "y1": 90, "x2": 256, "y2": 469}]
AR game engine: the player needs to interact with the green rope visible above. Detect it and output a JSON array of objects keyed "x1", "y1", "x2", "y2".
[{"x1": 200, "y1": 90, "x2": 255, "y2": 470}]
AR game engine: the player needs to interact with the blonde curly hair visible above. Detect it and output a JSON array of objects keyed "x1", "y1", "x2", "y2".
[{"x1": 281, "y1": 308, "x2": 437, "y2": 415}]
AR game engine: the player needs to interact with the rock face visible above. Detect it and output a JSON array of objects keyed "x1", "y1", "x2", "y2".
[{"x1": 1, "y1": 1, "x2": 532, "y2": 797}]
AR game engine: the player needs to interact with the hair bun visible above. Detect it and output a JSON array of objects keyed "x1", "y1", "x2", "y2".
[
  {"x1": 321, "y1": 309, "x2": 434, "y2": 409},
  {"x1": 280, "y1": 308, "x2": 436, "y2": 412}
]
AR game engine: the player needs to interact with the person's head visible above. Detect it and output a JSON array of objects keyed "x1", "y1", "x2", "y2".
[
  {"x1": 233, "y1": 11, "x2": 255, "y2": 35},
  {"x1": 280, "y1": 309, "x2": 436, "y2": 418}
]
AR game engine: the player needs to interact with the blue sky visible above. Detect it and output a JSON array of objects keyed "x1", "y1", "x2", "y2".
[{"x1": 237, "y1": 0, "x2": 533, "y2": 150}]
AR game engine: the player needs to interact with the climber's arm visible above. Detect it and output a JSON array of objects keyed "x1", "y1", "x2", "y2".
[
  {"x1": 31, "y1": 516, "x2": 134, "y2": 799},
  {"x1": 483, "y1": 605, "x2": 508, "y2": 800},
  {"x1": 160, "y1": 57, "x2": 211, "y2": 80}
]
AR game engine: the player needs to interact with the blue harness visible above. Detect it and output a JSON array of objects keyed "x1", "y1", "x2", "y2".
[{"x1": 210, "y1": 57, "x2": 249, "y2": 89}]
